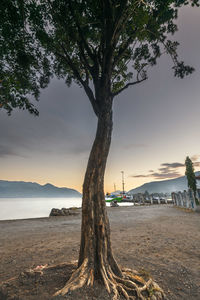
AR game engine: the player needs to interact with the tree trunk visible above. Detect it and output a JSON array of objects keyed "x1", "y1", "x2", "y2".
[
  {"x1": 55, "y1": 97, "x2": 166, "y2": 300},
  {"x1": 78, "y1": 100, "x2": 122, "y2": 279}
]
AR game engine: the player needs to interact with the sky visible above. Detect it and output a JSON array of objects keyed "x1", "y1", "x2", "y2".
[{"x1": 0, "y1": 6, "x2": 200, "y2": 193}]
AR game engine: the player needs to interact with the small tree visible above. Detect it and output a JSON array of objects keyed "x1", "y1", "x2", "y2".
[
  {"x1": 0, "y1": 1, "x2": 199, "y2": 299},
  {"x1": 185, "y1": 156, "x2": 197, "y2": 198}
]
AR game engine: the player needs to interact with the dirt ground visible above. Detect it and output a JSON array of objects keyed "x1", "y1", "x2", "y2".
[{"x1": 0, "y1": 205, "x2": 200, "y2": 299}]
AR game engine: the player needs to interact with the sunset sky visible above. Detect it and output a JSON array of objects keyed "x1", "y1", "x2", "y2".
[{"x1": 0, "y1": 6, "x2": 200, "y2": 193}]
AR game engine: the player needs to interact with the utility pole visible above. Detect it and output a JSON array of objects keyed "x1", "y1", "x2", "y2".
[
  {"x1": 121, "y1": 171, "x2": 125, "y2": 196},
  {"x1": 114, "y1": 183, "x2": 116, "y2": 192}
]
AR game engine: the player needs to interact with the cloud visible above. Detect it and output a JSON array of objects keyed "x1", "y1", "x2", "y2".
[
  {"x1": 130, "y1": 171, "x2": 181, "y2": 180},
  {"x1": 161, "y1": 162, "x2": 185, "y2": 168},
  {"x1": 0, "y1": 80, "x2": 97, "y2": 160},
  {"x1": 130, "y1": 160, "x2": 187, "y2": 180},
  {"x1": 0, "y1": 145, "x2": 20, "y2": 158},
  {"x1": 130, "y1": 174, "x2": 150, "y2": 178},
  {"x1": 150, "y1": 171, "x2": 181, "y2": 179},
  {"x1": 191, "y1": 154, "x2": 200, "y2": 162},
  {"x1": 156, "y1": 161, "x2": 185, "y2": 177},
  {"x1": 194, "y1": 161, "x2": 200, "y2": 167}
]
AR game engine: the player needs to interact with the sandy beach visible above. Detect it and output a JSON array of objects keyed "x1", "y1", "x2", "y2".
[{"x1": 0, "y1": 205, "x2": 200, "y2": 299}]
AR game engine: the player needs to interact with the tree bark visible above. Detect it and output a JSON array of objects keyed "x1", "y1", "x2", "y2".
[{"x1": 78, "y1": 97, "x2": 122, "y2": 279}]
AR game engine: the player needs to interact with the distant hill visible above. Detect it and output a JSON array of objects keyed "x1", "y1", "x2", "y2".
[
  {"x1": 129, "y1": 172, "x2": 200, "y2": 194},
  {"x1": 0, "y1": 180, "x2": 81, "y2": 198}
]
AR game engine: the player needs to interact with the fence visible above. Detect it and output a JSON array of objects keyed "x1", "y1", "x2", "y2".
[
  {"x1": 171, "y1": 189, "x2": 200, "y2": 211},
  {"x1": 131, "y1": 193, "x2": 171, "y2": 205}
]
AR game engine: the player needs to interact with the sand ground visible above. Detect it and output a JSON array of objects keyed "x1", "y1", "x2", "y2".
[{"x1": 0, "y1": 205, "x2": 200, "y2": 299}]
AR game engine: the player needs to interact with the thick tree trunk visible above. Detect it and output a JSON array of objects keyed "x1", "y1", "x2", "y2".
[
  {"x1": 78, "y1": 100, "x2": 122, "y2": 279},
  {"x1": 55, "y1": 97, "x2": 166, "y2": 300}
]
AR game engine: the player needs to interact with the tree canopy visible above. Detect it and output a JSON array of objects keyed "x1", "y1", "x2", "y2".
[{"x1": 0, "y1": 0, "x2": 198, "y2": 115}]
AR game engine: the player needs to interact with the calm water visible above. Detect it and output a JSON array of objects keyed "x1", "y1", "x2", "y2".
[{"x1": 0, "y1": 198, "x2": 133, "y2": 220}]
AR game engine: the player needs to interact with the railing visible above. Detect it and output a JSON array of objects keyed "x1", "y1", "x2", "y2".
[
  {"x1": 171, "y1": 189, "x2": 200, "y2": 211},
  {"x1": 131, "y1": 193, "x2": 171, "y2": 205}
]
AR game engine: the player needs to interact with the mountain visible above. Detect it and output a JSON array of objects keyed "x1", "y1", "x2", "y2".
[
  {"x1": 0, "y1": 180, "x2": 81, "y2": 198},
  {"x1": 129, "y1": 172, "x2": 200, "y2": 194}
]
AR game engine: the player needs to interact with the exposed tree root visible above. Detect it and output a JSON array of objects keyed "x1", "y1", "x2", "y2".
[{"x1": 53, "y1": 260, "x2": 166, "y2": 300}]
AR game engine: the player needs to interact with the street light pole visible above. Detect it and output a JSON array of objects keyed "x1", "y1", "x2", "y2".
[{"x1": 121, "y1": 171, "x2": 125, "y2": 196}]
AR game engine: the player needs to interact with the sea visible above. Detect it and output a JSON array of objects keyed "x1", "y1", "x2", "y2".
[{"x1": 0, "y1": 197, "x2": 133, "y2": 221}]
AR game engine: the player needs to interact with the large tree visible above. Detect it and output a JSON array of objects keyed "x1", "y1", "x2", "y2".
[{"x1": 0, "y1": 1, "x2": 199, "y2": 299}]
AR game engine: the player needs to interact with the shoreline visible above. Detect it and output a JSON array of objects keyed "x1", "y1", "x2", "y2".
[
  {"x1": 0, "y1": 201, "x2": 134, "y2": 222},
  {"x1": 0, "y1": 208, "x2": 82, "y2": 223}
]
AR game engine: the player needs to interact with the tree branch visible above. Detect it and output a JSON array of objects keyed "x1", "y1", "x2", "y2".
[
  {"x1": 112, "y1": 76, "x2": 147, "y2": 97},
  {"x1": 78, "y1": 42, "x2": 94, "y2": 74},
  {"x1": 55, "y1": 45, "x2": 99, "y2": 116},
  {"x1": 113, "y1": 36, "x2": 137, "y2": 68},
  {"x1": 69, "y1": 0, "x2": 96, "y2": 64},
  {"x1": 101, "y1": 1, "x2": 138, "y2": 82}
]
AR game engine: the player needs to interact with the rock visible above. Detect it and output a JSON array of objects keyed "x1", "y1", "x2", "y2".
[
  {"x1": 49, "y1": 208, "x2": 65, "y2": 216},
  {"x1": 110, "y1": 200, "x2": 119, "y2": 207},
  {"x1": 49, "y1": 207, "x2": 79, "y2": 217},
  {"x1": 61, "y1": 208, "x2": 70, "y2": 215}
]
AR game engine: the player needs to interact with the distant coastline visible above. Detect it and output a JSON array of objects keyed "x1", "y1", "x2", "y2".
[{"x1": 0, "y1": 180, "x2": 82, "y2": 198}]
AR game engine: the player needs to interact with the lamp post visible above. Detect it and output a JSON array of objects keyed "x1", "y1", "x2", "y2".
[{"x1": 121, "y1": 171, "x2": 125, "y2": 196}]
